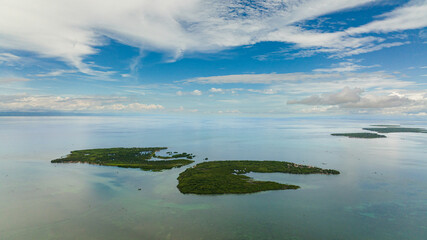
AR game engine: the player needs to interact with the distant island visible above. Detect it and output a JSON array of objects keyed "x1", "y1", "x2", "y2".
[
  {"x1": 51, "y1": 147, "x2": 194, "y2": 171},
  {"x1": 331, "y1": 133, "x2": 386, "y2": 138},
  {"x1": 331, "y1": 125, "x2": 426, "y2": 139},
  {"x1": 363, "y1": 126, "x2": 427, "y2": 133},
  {"x1": 370, "y1": 125, "x2": 401, "y2": 127},
  {"x1": 177, "y1": 161, "x2": 340, "y2": 194}
]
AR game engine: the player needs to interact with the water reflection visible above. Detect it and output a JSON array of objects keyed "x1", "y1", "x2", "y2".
[{"x1": 0, "y1": 116, "x2": 426, "y2": 239}]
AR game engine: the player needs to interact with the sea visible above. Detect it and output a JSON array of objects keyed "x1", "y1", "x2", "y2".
[{"x1": 0, "y1": 116, "x2": 426, "y2": 240}]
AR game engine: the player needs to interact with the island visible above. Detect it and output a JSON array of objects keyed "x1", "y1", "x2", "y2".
[
  {"x1": 363, "y1": 126, "x2": 427, "y2": 133},
  {"x1": 370, "y1": 125, "x2": 401, "y2": 127},
  {"x1": 51, "y1": 147, "x2": 194, "y2": 171},
  {"x1": 177, "y1": 160, "x2": 340, "y2": 194},
  {"x1": 331, "y1": 133, "x2": 386, "y2": 138}
]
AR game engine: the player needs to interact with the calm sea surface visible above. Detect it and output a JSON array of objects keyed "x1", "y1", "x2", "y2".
[{"x1": 0, "y1": 116, "x2": 426, "y2": 240}]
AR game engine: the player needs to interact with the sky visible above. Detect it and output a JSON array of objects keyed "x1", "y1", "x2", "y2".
[{"x1": 0, "y1": 0, "x2": 426, "y2": 116}]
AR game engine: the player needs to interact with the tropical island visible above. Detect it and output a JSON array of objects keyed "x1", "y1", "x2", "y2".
[
  {"x1": 51, "y1": 147, "x2": 194, "y2": 171},
  {"x1": 331, "y1": 133, "x2": 386, "y2": 138},
  {"x1": 177, "y1": 160, "x2": 340, "y2": 194}
]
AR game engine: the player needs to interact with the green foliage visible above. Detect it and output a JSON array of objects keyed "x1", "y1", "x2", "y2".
[
  {"x1": 177, "y1": 161, "x2": 339, "y2": 194},
  {"x1": 153, "y1": 155, "x2": 173, "y2": 159},
  {"x1": 171, "y1": 152, "x2": 195, "y2": 159},
  {"x1": 363, "y1": 127, "x2": 427, "y2": 133},
  {"x1": 331, "y1": 133, "x2": 386, "y2": 138},
  {"x1": 51, "y1": 147, "x2": 194, "y2": 171}
]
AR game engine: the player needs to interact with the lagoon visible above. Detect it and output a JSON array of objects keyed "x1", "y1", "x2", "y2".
[{"x1": 0, "y1": 116, "x2": 426, "y2": 239}]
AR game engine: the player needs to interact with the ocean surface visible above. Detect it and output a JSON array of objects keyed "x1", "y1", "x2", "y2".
[{"x1": 0, "y1": 116, "x2": 426, "y2": 240}]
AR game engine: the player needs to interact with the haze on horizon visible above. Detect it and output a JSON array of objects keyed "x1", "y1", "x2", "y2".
[{"x1": 1, "y1": 0, "x2": 426, "y2": 117}]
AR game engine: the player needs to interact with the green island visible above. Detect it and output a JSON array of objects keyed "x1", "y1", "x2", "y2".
[
  {"x1": 51, "y1": 147, "x2": 194, "y2": 171},
  {"x1": 331, "y1": 133, "x2": 386, "y2": 138},
  {"x1": 363, "y1": 126, "x2": 427, "y2": 133},
  {"x1": 177, "y1": 161, "x2": 340, "y2": 194},
  {"x1": 370, "y1": 125, "x2": 401, "y2": 127}
]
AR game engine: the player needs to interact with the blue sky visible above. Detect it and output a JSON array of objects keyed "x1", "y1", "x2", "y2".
[{"x1": 0, "y1": 0, "x2": 426, "y2": 116}]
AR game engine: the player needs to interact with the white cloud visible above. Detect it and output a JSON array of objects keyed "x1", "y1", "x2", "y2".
[
  {"x1": 172, "y1": 106, "x2": 198, "y2": 112},
  {"x1": 191, "y1": 89, "x2": 202, "y2": 96},
  {"x1": 288, "y1": 87, "x2": 363, "y2": 105},
  {"x1": 218, "y1": 109, "x2": 240, "y2": 114},
  {"x1": 248, "y1": 89, "x2": 278, "y2": 94},
  {"x1": 176, "y1": 89, "x2": 202, "y2": 96},
  {"x1": 34, "y1": 70, "x2": 77, "y2": 77},
  {"x1": 0, "y1": 53, "x2": 20, "y2": 63},
  {"x1": 287, "y1": 87, "x2": 427, "y2": 113},
  {"x1": 217, "y1": 99, "x2": 240, "y2": 104},
  {"x1": 0, "y1": 94, "x2": 164, "y2": 112},
  {"x1": 187, "y1": 72, "x2": 340, "y2": 84},
  {"x1": 185, "y1": 72, "x2": 414, "y2": 94},
  {"x1": 298, "y1": 106, "x2": 334, "y2": 114},
  {"x1": 183, "y1": 70, "x2": 423, "y2": 114},
  {"x1": 330, "y1": 41, "x2": 410, "y2": 58},
  {"x1": 0, "y1": 77, "x2": 30, "y2": 84},
  {"x1": 408, "y1": 112, "x2": 427, "y2": 116},
  {"x1": 314, "y1": 61, "x2": 379, "y2": 72},
  {"x1": 342, "y1": 94, "x2": 413, "y2": 109},
  {"x1": 346, "y1": 1, "x2": 427, "y2": 35},
  {"x1": 209, "y1": 87, "x2": 224, "y2": 93},
  {"x1": 263, "y1": 0, "x2": 427, "y2": 58},
  {"x1": 107, "y1": 103, "x2": 164, "y2": 111},
  {"x1": 1, "y1": 0, "x2": 425, "y2": 73}
]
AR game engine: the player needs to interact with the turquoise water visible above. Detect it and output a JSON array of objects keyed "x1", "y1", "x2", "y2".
[{"x1": 0, "y1": 116, "x2": 426, "y2": 239}]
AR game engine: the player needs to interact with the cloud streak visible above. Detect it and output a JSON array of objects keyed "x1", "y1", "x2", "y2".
[
  {"x1": 34, "y1": 70, "x2": 78, "y2": 77},
  {"x1": 176, "y1": 89, "x2": 203, "y2": 96},
  {"x1": 288, "y1": 87, "x2": 426, "y2": 113},
  {"x1": 187, "y1": 73, "x2": 341, "y2": 84},
  {"x1": 0, "y1": 77, "x2": 30, "y2": 84},
  {"x1": 288, "y1": 87, "x2": 363, "y2": 105},
  {"x1": 0, "y1": 53, "x2": 20, "y2": 63},
  {"x1": 0, "y1": 94, "x2": 164, "y2": 112}
]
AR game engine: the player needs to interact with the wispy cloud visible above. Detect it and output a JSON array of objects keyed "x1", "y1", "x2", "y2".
[
  {"x1": 346, "y1": 1, "x2": 427, "y2": 34},
  {"x1": 209, "y1": 87, "x2": 224, "y2": 93},
  {"x1": 287, "y1": 87, "x2": 426, "y2": 114},
  {"x1": 248, "y1": 89, "x2": 278, "y2": 94},
  {"x1": 182, "y1": 70, "x2": 426, "y2": 115},
  {"x1": 218, "y1": 109, "x2": 240, "y2": 114},
  {"x1": 176, "y1": 89, "x2": 203, "y2": 96},
  {"x1": 184, "y1": 71, "x2": 414, "y2": 93},
  {"x1": 313, "y1": 62, "x2": 379, "y2": 72},
  {"x1": 288, "y1": 87, "x2": 363, "y2": 105},
  {"x1": 0, "y1": 53, "x2": 20, "y2": 63},
  {"x1": 1, "y1": 0, "x2": 426, "y2": 73},
  {"x1": 0, "y1": 94, "x2": 164, "y2": 112},
  {"x1": 172, "y1": 106, "x2": 198, "y2": 113},
  {"x1": 0, "y1": 77, "x2": 30, "y2": 84},
  {"x1": 186, "y1": 73, "x2": 340, "y2": 84},
  {"x1": 34, "y1": 69, "x2": 77, "y2": 77}
]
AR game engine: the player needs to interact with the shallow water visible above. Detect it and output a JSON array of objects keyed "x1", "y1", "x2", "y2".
[{"x1": 0, "y1": 116, "x2": 426, "y2": 239}]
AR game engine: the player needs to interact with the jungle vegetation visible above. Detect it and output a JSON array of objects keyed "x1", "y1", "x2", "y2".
[
  {"x1": 331, "y1": 133, "x2": 386, "y2": 138},
  {"x1": 177, "y1": 160, "x2": 339, "y2": 194},
  {"x1": 51, "y1": 147, "x2": 194, "y2": 171}
]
